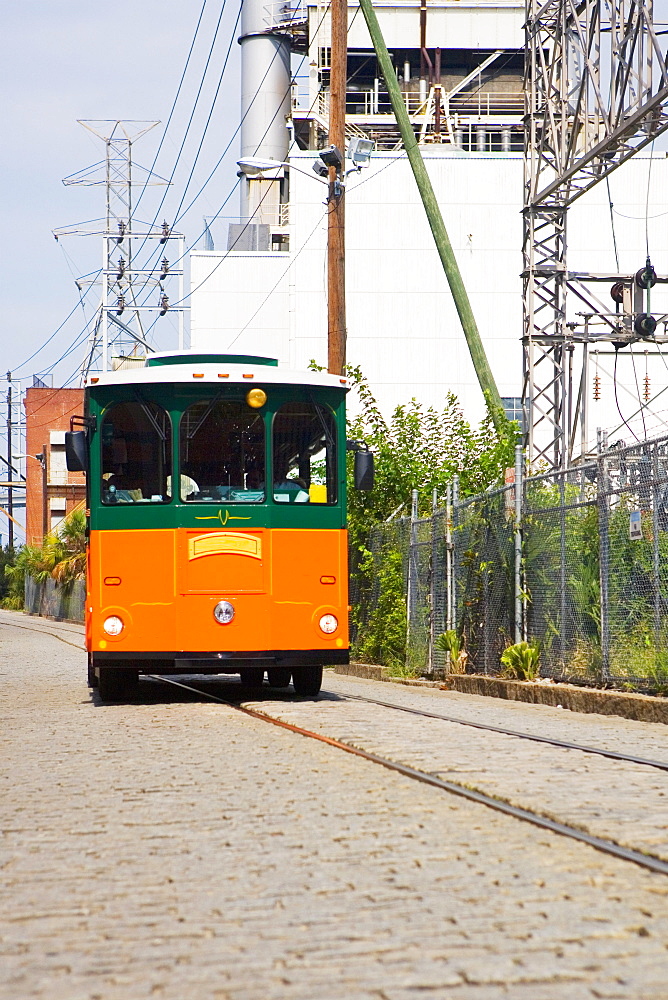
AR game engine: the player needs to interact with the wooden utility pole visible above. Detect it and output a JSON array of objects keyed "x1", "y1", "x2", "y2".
[
  {"x1": 41, "y1": 446, "x2": 48, "y2": 541},
  {"x1": 327, "y1": 0, "x2": 347, "y2": 375},
  {"x1": 6, "y1": 373, "x2": 12, "y2": 549}
]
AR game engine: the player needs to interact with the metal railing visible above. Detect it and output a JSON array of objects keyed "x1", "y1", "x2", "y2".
[{"x1": 344, "y1": 89, "x2": 523, "y2": 118}]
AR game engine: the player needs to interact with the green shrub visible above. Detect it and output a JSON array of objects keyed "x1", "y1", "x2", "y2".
[
  {"x1": 500, "y1": 639, "x2": 541, "y2": 680},
  {"x1": 435, "y1": 630, "x2": 468, "y2": 672}
]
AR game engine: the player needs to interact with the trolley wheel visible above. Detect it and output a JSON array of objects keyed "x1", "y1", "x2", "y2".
[
  {"x1": 267, "y1": 667, "x2": 291, "y2": 689},
  {"x1": 292, "y1": 665, "x2": 323, "y2": 697},
  {"x1": 97, "y1": 667, "x2": 139, "y2": 703},
  {"x1": 87, "y1": 654, "x2": 98, "y2": 689},
  {"x1": 243, "y1": 668, "x2": 265, "y2": 687}
]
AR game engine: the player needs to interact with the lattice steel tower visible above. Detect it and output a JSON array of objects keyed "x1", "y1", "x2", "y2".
[
  {"x1": 56, "y1": 120, "x2": 186, "y2": 377},
  {"x1": 523, "y1": 0, "x2": 668, "y2": 469}
]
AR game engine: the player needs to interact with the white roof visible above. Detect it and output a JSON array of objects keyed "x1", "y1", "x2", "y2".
[{"x1": 85, "y1": 357, "x2": 350, "y2": 391}]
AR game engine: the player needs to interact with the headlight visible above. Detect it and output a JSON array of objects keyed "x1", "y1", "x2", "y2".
[
  {"x1": 319, "y1": 613, "x2": 338, "y2": 634},
  {"x1": 103, "y1": 615, "x2": 124, "y2": 636},
  {"x1": 246, "y1": 388, "x2": 267, "y2": 408},
  {"x1": 214, "y1": 600, "x2": 235, "y2": 624}
]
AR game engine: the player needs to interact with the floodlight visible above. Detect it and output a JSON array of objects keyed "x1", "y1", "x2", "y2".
[{"x1": 348, "y1": 137, "x2": 375, "y2": 165}]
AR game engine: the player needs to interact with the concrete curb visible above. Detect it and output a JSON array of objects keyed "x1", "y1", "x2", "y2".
[{"x1": 334, "y1": 662, "x2": 668, "y2": 725}]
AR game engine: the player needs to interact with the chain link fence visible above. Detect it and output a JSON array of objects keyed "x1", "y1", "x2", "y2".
[
  {"x1": 352, "y1": 432, "x2": 668, "y2": 690},
  {"x1": 453, "y1": 484, "x2": 516, "y2": 674}
]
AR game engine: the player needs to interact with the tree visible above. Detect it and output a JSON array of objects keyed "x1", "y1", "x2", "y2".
[
  {"x1": 345, "y1": 367, "x2": 518, "y2": 664},
  {"x1": 2, "y1": 506, "x2": 86, "y2": 609}
]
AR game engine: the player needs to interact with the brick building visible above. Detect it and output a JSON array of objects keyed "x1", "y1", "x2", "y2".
[{"x1": 24, "y1": 387, "x2": 86, "y2": 545}]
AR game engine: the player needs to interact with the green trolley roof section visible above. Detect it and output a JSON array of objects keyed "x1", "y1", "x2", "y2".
[
  {"x1": 147, "y1": 352, "x2": 279, "y2": 368},
  {"x1": 86, "y1": 365, "x2": 349, "y2": 532}
]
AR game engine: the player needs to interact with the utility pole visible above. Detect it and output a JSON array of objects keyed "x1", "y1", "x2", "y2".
[
  {"x1": 6, "y1": 373, "x2": 12, "y2": 550},
  {"x1": 40, "y1": 447, "x2": 48, "y2": 542},
  {"x1": 327, "y1": 0, "x2": 347, "y2": 375}
]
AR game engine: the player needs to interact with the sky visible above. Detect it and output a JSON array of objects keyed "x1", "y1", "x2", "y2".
[
  {"x1": 1, "y1": 1, "x2": 244, "y2": 390},
  {"x1": 3, "y1": 0, "x2": 668, "y2": 395}
]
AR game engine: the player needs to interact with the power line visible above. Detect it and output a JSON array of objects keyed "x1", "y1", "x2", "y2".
[
  {"x1": 131, "y1": 0, "x2": 211, "y2": 220},
  {"x1": 13, "y1": 274, "x2": 101, "y2": 374},
  {"x1": 168, "y1": 0, "x2": 243, "y2": 229},
  {"x1": 133, "y1": 0, "x2": 231, "y2": 262}
]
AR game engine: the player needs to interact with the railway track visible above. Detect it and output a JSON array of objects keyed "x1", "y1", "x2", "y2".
[
  {"x1": 147, "y1": 673, "x2": 668, "y2": 878},
  {"x1": 3, "y1": 613, "x2": 667, "y2": 879},
  {"x1": 338, "y1": 691, "x2": 668, "y2": 773}
]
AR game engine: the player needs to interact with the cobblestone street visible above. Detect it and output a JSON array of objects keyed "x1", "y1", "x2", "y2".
[{"x1": 2, "y1": 611, "x2": 668, "y2": 999}]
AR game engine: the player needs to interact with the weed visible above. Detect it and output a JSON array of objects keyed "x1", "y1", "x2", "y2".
[
  {"x1": 435, "y1": 630, "x2": 468, "y2": 673},
  {"x1": 500, "y1": 639, "x2": 541, "y2": 681}
]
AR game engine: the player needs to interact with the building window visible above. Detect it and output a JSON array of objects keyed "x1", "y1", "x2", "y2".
[
  {"x1": 501, "y1": 397, "x2": 523, "y2": 425},
  {"x1": 49, "y1": 431, "x2": 68, "y2": 486},
  {"x1": 50, "y1": 496, "x2": 67, "y2": 533}
]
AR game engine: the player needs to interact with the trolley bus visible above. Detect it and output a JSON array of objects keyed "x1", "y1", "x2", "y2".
[{"x1": 66, "y1": 352, "x2": 373, "y2": 702}]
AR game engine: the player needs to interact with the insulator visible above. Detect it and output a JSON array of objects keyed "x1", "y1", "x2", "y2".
[
  {"x1": 116, "y1": 221, "x2": 126, "y2": 244},
  {"x1": 160, "y1": 221, "x2": 171, "y2": 244},
  {"x1": 116, "y1": 295, "x2": 125, "y2": 315},
  {"x1": 116, "y1": 257, "x2": 126, "y2": 280},
  {"x1": 159, "y1": 256, "x2": 169, "y2": 280},
  {"x1": 610, "y1": 281, "x2": 625, "y2": 304},
  {"x1": 593, "y1": 373, "x2": 601, "y2": 401},
  {"x1": 635, "y1": 313, "x2": 657, "y2": 338},
  {"x1": 635, "y1": 256, "x2": 657, "y2": 289},
  {"x1": 159, "y1": 294, "x2": 169, "y2": 316},
  {"x1": 644, "y1": 373, "x2": 651, "y2": 402}
]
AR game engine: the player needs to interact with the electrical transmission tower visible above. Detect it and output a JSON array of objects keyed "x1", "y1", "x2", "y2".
[
  {"x1": 523, "y1": 0, "x2": 668, "y2": 469},
  {"x1": 55, "y1": 120, "x2": 186, "y2": 378}
]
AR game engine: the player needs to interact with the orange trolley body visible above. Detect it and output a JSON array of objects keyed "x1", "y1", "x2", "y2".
[{"x1": 66, "y1": 353, "x2": 367, "y2": 702}]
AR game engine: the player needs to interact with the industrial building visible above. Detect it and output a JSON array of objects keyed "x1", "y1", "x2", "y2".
[{"x1": 190, "y1": 0, "x2": 668, "y2": 446}]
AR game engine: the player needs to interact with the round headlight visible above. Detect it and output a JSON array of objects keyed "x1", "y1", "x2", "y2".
[
  {"x1": 214, "y1": 600, "x2": 235, "y2": 624},
  {"x1": 103, "y1": 615, "x2": 124, "y2": 636},
  {"x1": 319, "y1": 613, "x2": 338, "y2": 634}
]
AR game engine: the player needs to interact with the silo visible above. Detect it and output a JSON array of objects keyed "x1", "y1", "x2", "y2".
[{"x1": 238, "y1": 0, "x2": 292, "y2": 226}]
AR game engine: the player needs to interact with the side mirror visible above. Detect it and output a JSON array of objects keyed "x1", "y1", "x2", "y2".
[
  {"x1": 65, "y1": 431, "x2": 88, "y2": 472},
  {"x1": 354, "y1": 450, "x2": 374, "y2": 491}
]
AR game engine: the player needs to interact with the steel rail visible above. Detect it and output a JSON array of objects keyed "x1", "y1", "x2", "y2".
[
  {"x1": 3, "y1": 611, "x2": 665, "y2": 774},
  {"x1": 338, "y1": 692, "x2": 668, "y2": 773},
  {"x1": 6, "y1": 617, "x2": 667, "y2": 875},
  {"x1": 0, "y1": 613, "x2": 86, "y2": 651},
  {"x1": 147, "y1": 674, "x2": 668, "y2": 877}
]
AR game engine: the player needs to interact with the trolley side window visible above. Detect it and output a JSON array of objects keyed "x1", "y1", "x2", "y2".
[
  {"x1": 179, "y1": 399, "x2": 266, "y2": 502},
  {"x1": 272, "y1": 402, "x2": 337, "y2": 505},
  {"x1": 100, "y1": 401, "x2": 172, "y2": 504}
]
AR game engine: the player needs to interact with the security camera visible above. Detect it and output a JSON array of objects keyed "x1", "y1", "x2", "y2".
[
  {"x1": 312, "y1": 159, "x2": 329, "y2": 178},
  {"x1": 319, "y1": 144, "x2": 344, "y2": 170}
]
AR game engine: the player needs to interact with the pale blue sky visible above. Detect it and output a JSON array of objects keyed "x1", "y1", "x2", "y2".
[
  {"x1": 3, "y1": 1, "x2": 668, "y2": 391},
  {"x1": 1, "y1": 1, "x2": 243, "y2": 387}
]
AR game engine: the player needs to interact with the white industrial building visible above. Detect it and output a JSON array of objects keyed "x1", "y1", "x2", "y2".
[{"x1": 190, "y1": 0, "x2": 668, "y2": 445}]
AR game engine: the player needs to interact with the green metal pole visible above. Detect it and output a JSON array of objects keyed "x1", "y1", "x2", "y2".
[{"x1": 356, "y1": 0, "x2": 505, "y2": 429}]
